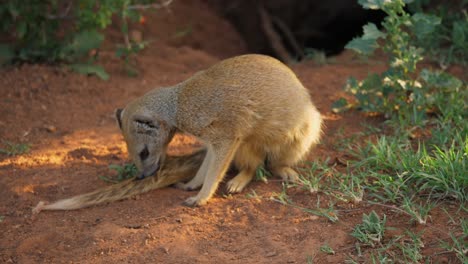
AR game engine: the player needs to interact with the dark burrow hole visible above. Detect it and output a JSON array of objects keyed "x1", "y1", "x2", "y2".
[{"x1": 207, "y1": 0, "x2": 386, "y2": 60}]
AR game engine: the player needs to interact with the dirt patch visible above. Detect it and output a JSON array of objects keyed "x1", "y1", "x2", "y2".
[{"x1": 0, "y1": 1, "x2": 465, "y2": 263}]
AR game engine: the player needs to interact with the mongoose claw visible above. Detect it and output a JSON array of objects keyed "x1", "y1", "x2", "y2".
[
  {"x1": 226, "y1": 179, "x2": 246, "y2": 194},
  {"x1": 174, "y1": 182, "x2": 197, "y2": 191}
]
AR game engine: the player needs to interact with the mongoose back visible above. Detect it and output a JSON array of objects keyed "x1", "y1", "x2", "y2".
[
  {"x1": 33, "y1": 149, "x2": 206, "y2": 213},
  {"x1": 116, "y1": 54, "x2": 322, "y2": 206}
]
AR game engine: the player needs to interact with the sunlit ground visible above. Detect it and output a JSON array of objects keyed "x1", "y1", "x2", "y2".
[{"x1": 1, "y1": 127, "x2": 201, "y2": 196}]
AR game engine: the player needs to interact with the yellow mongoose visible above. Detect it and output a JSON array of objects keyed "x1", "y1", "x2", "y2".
[
  {"x1": 32, "y1": 149, "x2": 206, "y2": 213},
  {"x1": 116, "y1": 54, "x2": 322, "y2": 206}
]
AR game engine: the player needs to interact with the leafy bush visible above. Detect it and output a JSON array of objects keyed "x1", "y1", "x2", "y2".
[
  {"x1": 1, "y1": 1, "x2": 112, "y2": 63},
  {"x1": 336, "y1": 0, "x2": 465, "y2": 127},
  {"x1": 337, "y1": 0, "x2": 467, "y2": 202},
  {"x1": 332, "y1": 2, "x2": 467, "y2": 260},
  {"x1": 418, "y1": 8, "x2": 468, "y2": 66},
  {"x1": 0, "y1": 0, "x2": 161, "y2": 79},
  {"x1": 409, "y1": 0, "x2": 468, "y2": 66}
]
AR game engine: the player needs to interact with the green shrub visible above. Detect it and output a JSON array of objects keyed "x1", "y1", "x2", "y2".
[
  {"x1": 0, "y1": 0, "x2": 159, "y2": 79},
  {"x1": 336, "y1": 0, "x2": 466, "y2": 127},
  {"x1": 409, "y1": 0, "x2": 468, "y2": 66}
]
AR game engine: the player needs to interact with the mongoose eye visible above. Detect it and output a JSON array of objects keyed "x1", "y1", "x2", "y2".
[
  {"x1": 135, "y1": 119, "x2": 158, "y2": 129},
  {"x1": 139, "y1": 146, "x2": 149, "y2": 161}
]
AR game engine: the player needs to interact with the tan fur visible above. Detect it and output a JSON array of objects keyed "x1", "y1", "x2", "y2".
[
  {"x1": 32, "y1": 149, "x2": 206, "y2": 214},
  {"x1": 117, "y1": 54, "x2": 322, "y2": 206}
]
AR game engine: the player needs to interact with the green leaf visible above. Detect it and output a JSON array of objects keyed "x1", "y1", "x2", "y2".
[
  {"x1": 63, "y1": 30, "x2": 104, "y2": 58},
  {"x1": 358, "y1": 0, "x2": 387, "y2": 10},
  {"x1": 16, "y1": 21, "x2": 27, "y2": 39},
  {"x1": 320, "y1": 244, "x2": 335, "y2": 255},
  {"x1": 411, "y1": 13, "x2": 441, "y2": 39},
  {"x1": 332, "y1": 98, "x2": 352, "y2": 113},
  {"x1": 359, "y1": 0, "x2": 414, "y2": 9},
  {"x1": 348, "y1": 39, "x2": 378, "y2": 56},
  {"x1": 346, "y1": 38, "x2": 378, "y2": 55},
  {"x1": 0, "y1": 44, "x2": 15, "y2": 64},
  {"x1": 452, "y1": 21, "x2": 467, "y2": 48},
  {"x1": 420, "y1": 69, "x2": 462, "y2": 90},
  {"x1": 127, "y1": 9, "x2": 141, "y2": 22},
  {"x1": 108, "y1": 164, "x2": 124, "y2": 172},
  {"x1": 345, "y1": 23, "x2": 385, "y2": 55},
  {"x1": 363, "y1": 23, "x2": 386, "y2": 40},
  {"x1": 70, "y1": 63, "x2": 109, "y2": 80},
  {"x1": 115, "y1": 46, "x2": 129, "y2": 58}
]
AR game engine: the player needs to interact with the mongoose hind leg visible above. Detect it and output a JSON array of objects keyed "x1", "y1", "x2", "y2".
[
  {"x1": 270, "y1": 166, "x2": 300, "y2": 182},
  {"x1": 184, "y1": 139, "x2": 241, "y2": 207},
  {"x1": 226, "y1": 142, "x2": 265, "y2": 193},
  {"x1": 269, "y1": 121, "x2": 320, "y2": 183}
]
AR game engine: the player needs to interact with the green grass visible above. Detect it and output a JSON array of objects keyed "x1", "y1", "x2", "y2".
[
  {"x1": 440, "y1": 218, "x2": 468, "y2": 262},
  {"x1": 352, "y1": 133, "x2": 467, "y2": 204},
  {"x1": 268, "y1": 1, "x2": 467, "y2": 262},
  {"x1": 347, "y1": 225, "x2": 425, "y2": 263},
  {"x1": 320, "y1": 244, "x2": 336, "y2": 255},
  {"x1": 99, "y1": 163, "x2": 138, "y2": 183},
  {"x1": 351, "y1": 211, "x2": 387, "y2": 248},
  {"x1": 269, "y1": 184, "x2": 340, "y2": 223},
  {"x1": 0, "y1": 141, "x2": 30, "y2": 156},
  {"x1": 255, "y1": 165, "x2": 271, "y2": 183}
]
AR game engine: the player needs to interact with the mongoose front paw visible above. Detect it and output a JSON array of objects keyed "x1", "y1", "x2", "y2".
[
  {"x1": 174, "y1": 182, "x2": 197, "y2": 191},
  {"x1": 226, "y1": 178, "x2": 248, "y2": 194},
  {"x1": 183, "y1": 196, "x2": 207, "y2": 207}
]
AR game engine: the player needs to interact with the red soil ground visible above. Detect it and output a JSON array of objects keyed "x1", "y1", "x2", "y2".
[{"x1": 0, "y1": 1, "x2": 465, "y2": 263}]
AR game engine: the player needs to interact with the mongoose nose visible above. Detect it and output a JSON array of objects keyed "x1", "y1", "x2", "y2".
[
  {"x1": 135, "y1": 160, "x2": 160, "y2": 180},
  {"x1": 135, "y1": 173, "x2": 146, "y2": 180}
]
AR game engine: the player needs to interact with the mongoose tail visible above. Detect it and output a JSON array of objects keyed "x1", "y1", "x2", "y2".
[{"x1": 32, "y1": 148, "x2": 206, "y2": 214}]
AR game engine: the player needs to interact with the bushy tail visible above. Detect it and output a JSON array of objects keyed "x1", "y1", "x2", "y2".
[{"x1": 33, "y1": 149, "x2": 206, "y2": 214}]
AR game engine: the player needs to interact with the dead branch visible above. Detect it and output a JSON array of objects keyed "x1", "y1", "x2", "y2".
[
  {"x1": 128, "y1": 0, "x2": 174, "y2": 10},
  {"x1": 258, "y1": 5, "x2": 291, "y2": 63},
  {"x1": 271, "y1": 15, "x2": 304, "y2": 59},
  {"x1": 45, "y1": 0, "x2": 73, "y2": 19}
]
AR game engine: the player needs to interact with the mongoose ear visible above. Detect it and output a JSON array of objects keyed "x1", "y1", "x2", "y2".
[{"x1": 115, "y1": 108, "x2": 124, "y2": 129}]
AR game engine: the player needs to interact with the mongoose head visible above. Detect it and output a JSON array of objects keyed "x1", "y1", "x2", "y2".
[{"x1": 115, "y1": 107, "x2": 175, "y2": 180}]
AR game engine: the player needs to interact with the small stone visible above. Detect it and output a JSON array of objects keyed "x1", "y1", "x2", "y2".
[
  {"x1": 161, "y1": 247, "x2": 169, "y2": 254},
  {"x1": 130, "y1": 30, "x2": 143, "y2": 43},
  {"x1": 45, "y1": 125, "x2": 56, "y2": 133}
]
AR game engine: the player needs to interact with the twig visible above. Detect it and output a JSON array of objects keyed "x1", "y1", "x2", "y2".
[
  {"x1": 366, "y1": 200, "x2": 411, "y2": 216},
  {"x1": 258, "y1": 5, "x2": 291, "y2": 63},
  {"x1": 128, "y1": 0, "x2": 174, "y2": 10},
  {"x1": 46, "y1": 0, "x2": 73, "y2": 19},
  {"x1": 271, "y1": 15, "x2": 304, "y2": 59}
]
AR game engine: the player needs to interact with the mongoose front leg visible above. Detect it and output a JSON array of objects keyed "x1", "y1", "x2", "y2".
[
  {"x1": 175, "y1": 146, "x2": 214, "y2": 191},
  {"x1": 184, "y1": 139, "x2": 240, "y2": 207}
]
